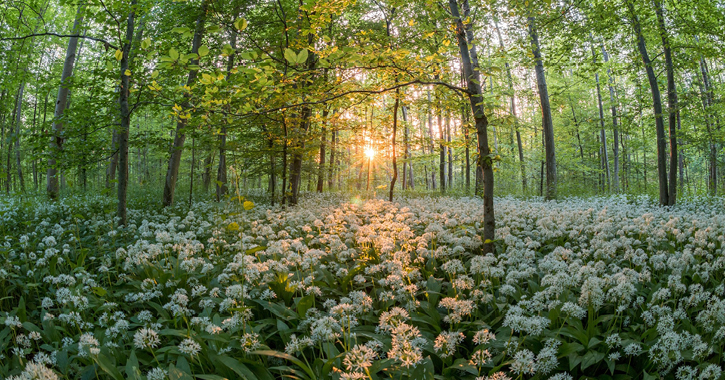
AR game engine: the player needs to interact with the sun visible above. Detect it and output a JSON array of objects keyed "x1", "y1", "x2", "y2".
[{"x1": 364, "y1": 146, "x2": 376, "y2": 159}]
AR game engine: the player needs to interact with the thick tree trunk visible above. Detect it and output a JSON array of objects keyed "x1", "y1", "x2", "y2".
[
  {"x1": 162, "y1": 0, "x2": 208, "y2": 207},
  {"x1": 655, "y1": 0, "x2": 677, "y2": 205},
  {"x1": 627, "y1": 0, "x2": 668, "y2": 205},
  {"x1": 528, "y1": 16, "x2": 557, "y2": 200},
  {"x1": 47, "y1": 4, "x2": 84, "y2": 199},
  {"x1": 450, "y1": 0, "x2": 494, "y2": 254}
]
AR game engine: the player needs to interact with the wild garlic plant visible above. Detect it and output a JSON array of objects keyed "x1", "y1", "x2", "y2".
[{"x1": 0, "y1": 193, "x2": 724, "y2": 379}]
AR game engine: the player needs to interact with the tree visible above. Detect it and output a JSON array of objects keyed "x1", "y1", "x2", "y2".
[
  {"x1": 528, "y1": 16, "x2": 557, "y2": 200},
  {"x1": 449, "y1": 0, "x2": 494, "y2": 254},
  {"x1": 47, "y1": 3, "x2": 84, "y2": 200},
  {"x1": 626, "y1": 0, "x2": 669, "y2": 205}
]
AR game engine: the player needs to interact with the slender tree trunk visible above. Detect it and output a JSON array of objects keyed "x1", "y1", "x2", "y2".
[
  {"x1": 450, "y1": 0, "x2": 494, "y2": 254},
  {"x1": 438, "y1": 97, "x2": 445, "y2": 194},
  {"x1": 528, "y1": 16, "x2": 556, "y2": 200},
  {"x1": 447, "y1": 112, "x2": 452, "y2": 189},
  {"x1": 655, "y1": 0, "x2": 677, "y2": 204},
  {"x1": 389, "y1": 89, "x2": 399, "y2": 201},
  {"x1": 117, "y1": 0, "x2": 137, "y2": 225},
  {"x1": 590, "y1": 35, "x2": 611, "y2": 192},
  {"x1": 627, "y1": 0, "x2": 668, "y2": 205},
  {"x1": 317, "y1": 108, "x2": 328, "y2": 193},
  {"x1": 495, "y1": 19, "x2": 526, "y2": 194},
  {"x1": 47, "y1": 3, "x2": 84, "y2": 199},
  {"x1": 463, "y1": 106, "x2": 470, "y2": 192},
  {"x1": 162, "y1": 0, "x2": 208, "y2": 207},
  {"x1": 328, "y1": 127, "x2": 335, "y2": 190},
  {"x1": 601, "y1": 42, "x2": 620, "y2": 192},
  {"x1": 216, "y1": 8, "x2": 240, "y2": 201},
  {"x1": 13, "y1": 81, "x2": 26, "y2": 193}
]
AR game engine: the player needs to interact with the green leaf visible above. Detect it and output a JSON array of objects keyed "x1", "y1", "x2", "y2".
[
  {"x1": 95, "y1": 352, "x2": 124, "y2": 380},
  {"x1": 169, "y1": 48, "x2": 179, "y2": 60},
  {"x1": 297, "y1": 294, "x2": 314, "y2": 318},
  {"x1": 284, "y1": 48, "x2": 297, "y2": 64},
  {"x1": 296, "y1": 48, "x2": 309, "y2": 64},
  {"x1": 234, "y1": 18, "x2": 248, "y2": 31},
  {"x1": 125, "y1": 350, "x2": 142, "y2": 380},
  {"x1": 251, "y1": 350, "x2": 314, "y2": 380},
  {"x1": 216, "y1": 356, "x2": 257, "y2": 379},
  {"x1": 172, "y1": 27, "x2": 190, "y2": 34},
  {"x1": 141, "y1": 38, "x2": 151, "y2": 49},
  {"x1": 169, "y1": 364, "x2": 194, "y2": 380},
  {"x1": 198, "y1": 45, "x2": 210, "y2": 57},
  {"x1": 92, "y1": 287, "x2": 107, "y2": 297}
]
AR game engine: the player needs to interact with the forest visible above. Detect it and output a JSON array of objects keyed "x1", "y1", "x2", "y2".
[{"x1": 0, "y1": 0, "x2": 724, "y2": 379}]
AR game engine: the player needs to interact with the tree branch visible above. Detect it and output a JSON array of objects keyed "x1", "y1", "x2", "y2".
[{"x1": 0, "y1": 32, "x2": 118, "y2": 49}]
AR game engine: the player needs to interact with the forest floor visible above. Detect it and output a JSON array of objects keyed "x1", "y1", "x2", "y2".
[{"x1": 1, "y1": 193, "x2": 724, "y2": 379}]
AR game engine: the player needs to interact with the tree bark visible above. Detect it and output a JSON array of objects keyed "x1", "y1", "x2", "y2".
[
  {"x1": 601, "y1": 42, "x2": 620, "y2": 193},
  {"x1": 162, "y1": 0, "x2": 208, "y2": 207},
  {"x1": 389, "y1": 90, "x2": 399, "y2": 201},
  {"x1": 450, "y1": 0, "x2": 494, "y2": 254},
  {"x1": 627, "y1": 0, "x2": 669, "y2": 205},
  {"x1": 316, "y1": 108, "x2": 328, "y2": 193},
  {"x1": 590, "y1": 35, "x2": 611, "y2": 192},
  {"x1": 47, "y1": 3, "x2": 84, "y2": 199},
  {"x1": 654, "y1": 0, "x2": 677, "y2": 205},
  {"x1": 527, "y1": 16, "x2": 557, "y2": 200},
  {"x1": 13, "y1": 81, "x2": 25, "y2": 193}
]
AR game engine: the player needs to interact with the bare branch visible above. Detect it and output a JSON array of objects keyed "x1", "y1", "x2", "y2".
[{"x1": 0, "y1": 32, "x2": 118, "y2": 49}]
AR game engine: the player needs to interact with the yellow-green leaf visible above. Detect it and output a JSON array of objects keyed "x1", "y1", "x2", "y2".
[
  {"x1": 114, "y1": 49, "x2": 123, "y2": 61},
  {"x1": 284, "y1": 48, "x2": 296, "y2": 64},
  {"x1": 234, "y1": 18, "x2": 248, "y2": 31},
  {"x1": 198, "y1": 45, "x2": 209, "y2": 57},
  {"x1": 124, "y1": 70, "x2": 131, "y2": 76},
  {"x1": 141, "y1": 38, "x2": 151, "y2": 49},
  {"x1": 296, "y1": 48, "x2": 309, "y2": 64},
  {"x1": 169, "y1": 47, "x2": 179, "y2": 60}
]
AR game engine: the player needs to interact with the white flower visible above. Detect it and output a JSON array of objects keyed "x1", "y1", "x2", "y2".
[
  {"x1": 178, "y1": 338, "x2": 201, "y2": 356},
  {"x1": 133, "y1": 328, "x2": 160, "y2": 350}
]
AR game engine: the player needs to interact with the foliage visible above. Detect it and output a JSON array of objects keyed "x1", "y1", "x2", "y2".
[{"x1": 1, "y1": 193, "x2": 725, "y2": 379}]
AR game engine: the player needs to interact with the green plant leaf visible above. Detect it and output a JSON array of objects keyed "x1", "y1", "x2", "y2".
[{"x1": 284, "y1": 48, "x2": 297, "y2": 64}]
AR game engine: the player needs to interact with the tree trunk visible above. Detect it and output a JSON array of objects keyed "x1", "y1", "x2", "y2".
[
  {"x1": 162, "y1": 0, "x2": 208, "y2": 207},
  {"x1": 494, "y1": 19, "x2": 526, "y2": 194},
  {"x1": 117, "y1": 0, "x2": 142, "y2": 225},
  {"x1": 654, "y1": 0, "x2": 677, "y2": 205},
  {"x1": 450, "y1": 0, "x2": 494, "y2": 254},
  {"x1": 528, "y1": 16, "x2": 557, "y2": 200},
  {"x1": 389, "y1": 90, "x2": 399, "y2": 201},
  {"x1": 601, "y1": 42, "x2": 620, "y2": 193},
  {"x1": 14, "y1": 81, "x2": 26, "y2": 193},
  {"x1": 447, "y1": 112, "x2": 452, "y2": 189},
  {"x1": 47, "y1": 3, "x2": 84, "y2": 199},
  {"x1": 328, "y1": 127, "x2": 336, "y2": 190},
  {"x1": 317, "y1": 108, "x2": 328, "y2": 193},
  {"x1": 438, "y1": 96, "x2": 445, "y2": 194},
  {"x1": 627, "y1": 0, "x2": 668, "y2": 205},
  {"x1": 590, "y1": 35, "x2": 611, "y2": 192}
]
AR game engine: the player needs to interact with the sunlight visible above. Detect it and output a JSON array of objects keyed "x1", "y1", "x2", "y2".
[{"x1": 364, "y1": 146, "x2": 376, "y2": 159}]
